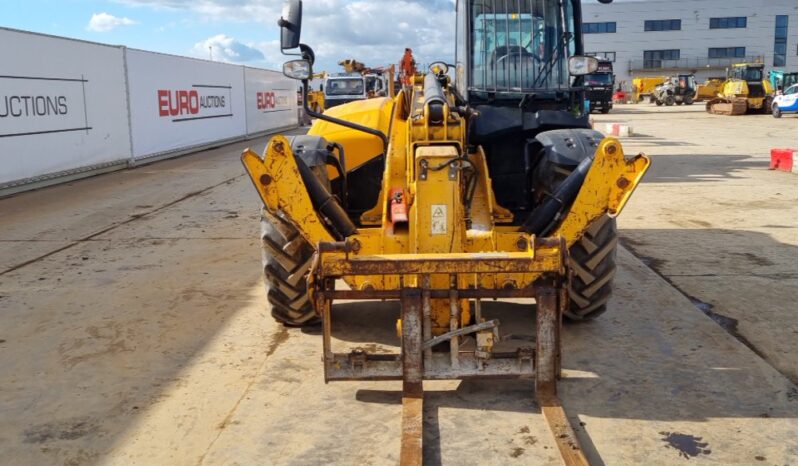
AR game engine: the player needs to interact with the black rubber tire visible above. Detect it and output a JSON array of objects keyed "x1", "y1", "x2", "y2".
[
  {"x1": 565, "y1": 214, "x2": 618, "y2": 321},
  {"x1": 600, "y1": 107, "x2": 611, "y2": 114},
  {"x1": 684, "y1": 96, "x2": 694, "y2": 105},
  {"x1": 773, "y1": 104, "x2": 782, "y2": 119},
  {"x1": 260, "y1": 207, "x2": 319, "y2": 326},
  {"x1": 763, "y1": 97, "x2": 774, "y2": 115},
  {"x1": 665, "y1": 96, "x2": 675, "y2": 106},
  {"x1": 655, "y1": 100, "x2": 663, "y2": 106}
]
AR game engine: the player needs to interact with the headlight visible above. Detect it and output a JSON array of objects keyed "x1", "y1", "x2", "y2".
[
  {"x1": 283, "y1": 59, "x2": 311, "y2": 80},
  {"x1": 568, "y1": 56, "x2": 599, "y2": 76}
]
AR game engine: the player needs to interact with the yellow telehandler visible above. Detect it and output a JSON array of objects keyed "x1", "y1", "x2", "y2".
[{"x1": 243, "y1": 1, "x2": 649, "y2": 463}]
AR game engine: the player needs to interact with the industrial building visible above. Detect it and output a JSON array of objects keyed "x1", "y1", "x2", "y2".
[{"x1": 582, "y1": 0, "x2": 798, "y2": 87}]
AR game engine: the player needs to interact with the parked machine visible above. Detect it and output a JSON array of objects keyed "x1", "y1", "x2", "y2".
[
  {"x1": 323, "y1": 60, "x2": 396, "y2": 109},
  {"x1": 584, "y1": 58, "x2": 614, "y2": 113},
  {"x1": 652, "y1": 74, "x2": 696, "y2": 106},
  {"x1": 244, "y1": 0, "x2": 648, "y2": 463},
  {"x1": 769, "y1": 70, "x2": 798, "y2": 94},
  {"x1": 772, "y1": 84, "x2": 798, "y2": 118},
  {"x1": 306, "y1": 72, "x2": 327, "y2": 114},
  {"x1": 632, "y1": 76, "x2": 668, "y2": 103},
  {"x1": 706, "y1": 63, "x2": 774, "y2": 115},
  {"x1": 694, "y1": 77, "x2": 725, "y2": 102}
]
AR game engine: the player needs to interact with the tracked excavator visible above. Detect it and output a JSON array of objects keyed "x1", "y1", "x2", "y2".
[{"x1": 242, "y1": 0, "x2": 649, "y2": 464}]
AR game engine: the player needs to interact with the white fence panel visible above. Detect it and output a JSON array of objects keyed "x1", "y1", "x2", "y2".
[
  {"x1": 0, "y1": 28, "x2": 131, "y2": 187},
  {"x1": 243, "y1": 67, "x2": 298, "y2": 135},
  {"x1": 126, "y1": 50, "x2": 247, "y2": 160}
]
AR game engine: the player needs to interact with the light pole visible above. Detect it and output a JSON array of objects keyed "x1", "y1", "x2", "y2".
[{"x1": 209, "y1": 46, "x2": 213, "y2": 61}]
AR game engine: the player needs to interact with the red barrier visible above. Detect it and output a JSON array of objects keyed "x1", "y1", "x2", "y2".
[{"x1": 770, "y1": 148, "x2": 796, "y2": 172}]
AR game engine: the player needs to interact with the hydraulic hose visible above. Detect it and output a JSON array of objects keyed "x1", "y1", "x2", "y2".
[
  {"x1": 521, "y1": 155, "x2": 594, "y2": 236},
  {"x1": 294, "y1": 153, "x2": 357, "y2": 239},
  {"x1": 328, "y1": 142, "x2": 347, "y2": 209}
]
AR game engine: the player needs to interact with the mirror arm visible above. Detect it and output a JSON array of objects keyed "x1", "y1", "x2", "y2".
[{"x1": 299, "y1": 43, "x2": 315, "y2": 65}]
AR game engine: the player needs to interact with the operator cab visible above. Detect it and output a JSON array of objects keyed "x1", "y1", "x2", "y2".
[
  {"x1": 731, "y1": 64, "x2": 766, "y2": 97},
  {"x1": 454, "y1": 0, "x2": 603, "y2": 220},
  {"x1": 323, "y1": 75, "x2": 366, "y2": 109},
  {"x1": 456, "y1": 0, "x2": 600, "y2": 101},
  {"x1": 676, "y1": 74, "x2": 696, "y2": 91}
]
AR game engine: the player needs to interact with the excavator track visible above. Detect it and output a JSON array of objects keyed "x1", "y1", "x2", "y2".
[{"x1": 706, "y1": 97, "x2": 748, "y2": 116}]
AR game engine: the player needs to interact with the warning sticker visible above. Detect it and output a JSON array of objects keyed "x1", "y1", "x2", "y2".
[{"x1": 431, "y1": 204, "x2": 447, "y2": 235}]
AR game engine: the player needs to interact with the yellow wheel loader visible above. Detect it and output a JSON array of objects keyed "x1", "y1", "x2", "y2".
[
  {"x1": 706, "y1": 63, "x2": 775, "y2": 115},
  {"x1": 243, "y1": 0, "x2": 649, "y2": 463}
]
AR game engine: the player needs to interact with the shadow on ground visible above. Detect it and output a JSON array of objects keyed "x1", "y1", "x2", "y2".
[
  {"x1": 620, "y1": 227, "x2": 798, "y2": 385},
  {"x1": 632, "y1": 153, "x2": 765, "y2": 182}
]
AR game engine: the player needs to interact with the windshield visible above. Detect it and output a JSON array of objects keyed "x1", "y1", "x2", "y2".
[
  {"x1": 470, "y1": 0, "x2": 575, "y2": 92},
  {"x1": 585, "y1": 74, "x2": 612, "y2": 86},
  {"x1": 325, "y1": 78, "x2": 364, "y2": 96},
  {"x1": 734, "y1": 67, "x2": 763, "y2": 82},
  {"x1": 365, "y1": 76, "x2": 382, "y2": 93}
]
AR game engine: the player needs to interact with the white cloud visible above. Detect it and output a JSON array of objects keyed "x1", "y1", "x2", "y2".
[
  {"x1": 87, "y1": 12, "x2": 137, "y2": 32},
  {"x1": 113, "y1": 0, "x2": 455, "y2": 72},
  {"x1": 192, "y1": 34, "x2": 265, "y2": 63}
]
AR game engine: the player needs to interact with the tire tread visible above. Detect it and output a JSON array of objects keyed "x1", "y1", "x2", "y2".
[
  {"x1": 260, "y1": 208, "x2": 319, "y2": 326},
  {"x1": 565, "y1": 215, "x2": 618, "y2": 321}
]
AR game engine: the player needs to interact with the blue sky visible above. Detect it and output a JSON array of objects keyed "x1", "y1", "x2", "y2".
[{"x1": 0, "y1": 0, "x2": 459, "y2": 73}]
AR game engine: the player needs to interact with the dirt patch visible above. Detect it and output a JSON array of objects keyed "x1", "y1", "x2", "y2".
[
  {"x1": 659, "y1": 431, "x2": 711, "y2": 459},
  {"x1": 687, "y1": 296, "x2": 768, "y2": 360},
  {"x1": 265, "y1": 326, "x2": 290, "y2": 357},
  {"x1": 59, "y1": 323, "x2": 134, "y2": 369},
  {"x1": 729, "y1": 252, "x2": 774, "y2": 267},
  {"x1": 621, "y1": 238, "x2": 769, "y2": 361},
  {"x1": 23, "y1": 418, "x2": 99, "y2": 444}
]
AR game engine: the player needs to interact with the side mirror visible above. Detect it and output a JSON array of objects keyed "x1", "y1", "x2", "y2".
[
  {"x1": 568, "y1": 56, "x2": 599, "y2": 76},
  {"x1": 278, "y1": 0, "x2": 302, "y2": 51},
  {"x1": 283, "y1": 59, "x2": 311, "y2": 80}
]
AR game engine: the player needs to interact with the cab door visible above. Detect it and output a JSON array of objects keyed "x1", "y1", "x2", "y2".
[{"x1": 780, "y1": 86, "x2": 798, "y2": 111}]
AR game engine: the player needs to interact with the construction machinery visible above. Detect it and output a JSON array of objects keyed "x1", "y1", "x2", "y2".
[
  {"x1": 584, "y1": 58, "x2": 614, "y2": 113},
  {"x1": 769, "y1": 70, "x2": 798, "y2": 94},
  {"x1": 632, "y1": 76, "x2": 668, "y2": 103},
  {"x1": 323, "y1": 60, "x2": 396, "y2": 109},
  {"x1": 706, "y1": 63, "x2": 774, "y2": 115},
  {"x1": 306, "y1": 72, "x2": 327, "y2": 114},
  {"x1": 652, "y1": 74, "x2": 696, "y2": 106},
  {"x1": 243, "y1": 0, "x2": 648, "y2": 463},
  {"x1": 695, "y1": 77, "x2": 725, "y2": 102}
]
